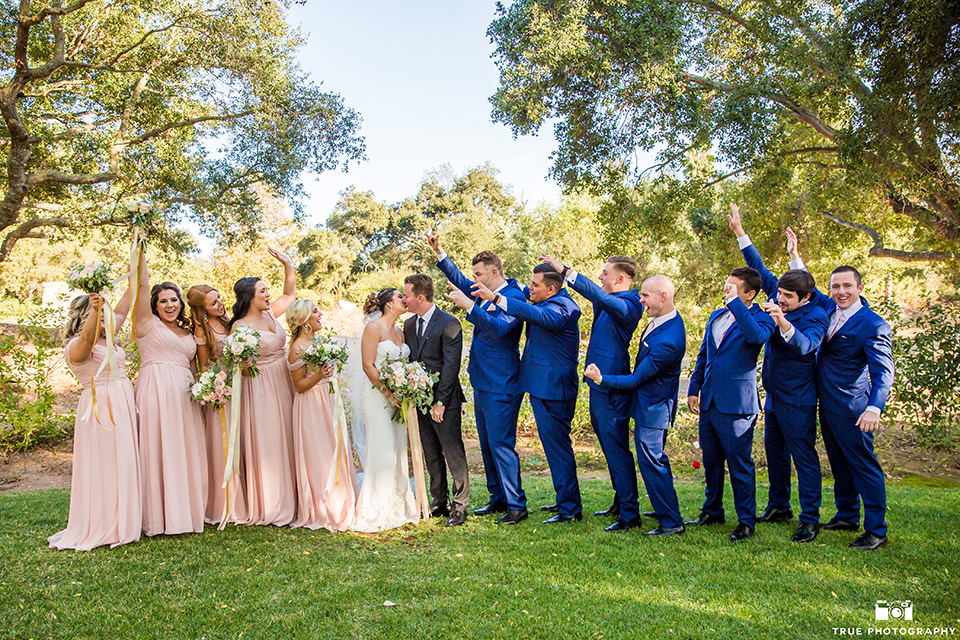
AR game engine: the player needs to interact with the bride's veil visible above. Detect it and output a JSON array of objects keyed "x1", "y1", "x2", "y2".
[{"x1": 341, "y1": 310, "x2": 381, "y2": 469}]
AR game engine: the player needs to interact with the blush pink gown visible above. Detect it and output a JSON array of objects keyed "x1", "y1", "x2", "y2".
[
  {"x1": 135, "y1": 316, "x2": 207, "y2": 536},
  {"x1": 49, "y1": 341, "x2": 141, "y2": 551},
  {"x1": 195, "y1": 330, "x2": 233, "y2": 525},
  {"x1": 289, "y1": 358, "x2": 358, "y2": 531},
  {"x1": 234, "y1": 312, "x2": 297, "y2": 526}
]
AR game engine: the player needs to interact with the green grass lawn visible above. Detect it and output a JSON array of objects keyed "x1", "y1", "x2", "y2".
[{"x1": 2, "y1": 478, "x2": 957, "y2": 640}]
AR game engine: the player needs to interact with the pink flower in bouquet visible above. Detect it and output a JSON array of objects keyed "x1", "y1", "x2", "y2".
[{"x1": 230, "y1": 341, "x2": 244, "y2": 355}]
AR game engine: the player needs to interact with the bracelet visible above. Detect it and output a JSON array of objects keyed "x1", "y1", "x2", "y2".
[{"x1": 493, "y1": 293, "x2": 502, "y2": 306}]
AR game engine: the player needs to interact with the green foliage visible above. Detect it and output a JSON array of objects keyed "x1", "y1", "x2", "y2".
[
  {"x1": 488, "y1": 0, "x2": 960, "y2": 258},
  {"x1": 0, "y1": 306, "x2": 73, "y2": 453},
  {"x1": 880, "y1": 298, "x2": 960, "y2": 448}
]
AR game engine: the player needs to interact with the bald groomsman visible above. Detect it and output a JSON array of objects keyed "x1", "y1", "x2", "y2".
[
  {"x1": 539, "y1": 253, "x2": 644, "y2": 532},
  {"x1": 787, "y1": 229, "x2": 895, "y2": 550},
  {"x1": 584, "y1": 275, "x2": 686, "y2": 536}
]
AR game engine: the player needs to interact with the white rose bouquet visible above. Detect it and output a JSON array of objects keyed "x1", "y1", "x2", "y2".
[
  {"x1": 300, "y1": 334, "x2": 349, "y2": 392},
  {"x1": 379, "y1": 357, "x2": 439, "y2": 421},
  {"x1": 188, "y1": 364, "x2": 232, "y2": 409},
  {"x1": 66, "y1": 262, "x2": 113, "y2": 294},
  {"x1": 220, "y1": 325, "x2": 262, "y2": 378}
]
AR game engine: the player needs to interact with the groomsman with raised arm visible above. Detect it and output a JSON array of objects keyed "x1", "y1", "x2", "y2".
[
  {"x1": 584, "y1": 275, "x2": 687, "y2": 536},
  {"x1": 539, "y1": 253, "x2": 644, "y2": 532},
  {"x1": 786, "y1": 229, "x2": 895, "y2": 550},
  {"x1": 727, "y1": 204, "x2": 830, "y2": 543},
  {"x1": 686, "y1": 267, "x2": 775, "y2": 542},
  {"x1": 472, "y1": 264, "x2": 584, "y2": 523},
  {"x1": 430, "y1": 235, "x2": 530, "y2": 526}
]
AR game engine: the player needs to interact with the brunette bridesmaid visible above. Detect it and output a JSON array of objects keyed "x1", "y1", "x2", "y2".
[
  {"x1": 186, "y1": 284, "x2": 243, "y2": 524},
  {"x1": 230, "y1": 248, "x2": 298, "y2": 526},
  {"x1": 49, "y1": 290, "x2": 141, "y2": 551},
  {"x1": 286, "y1": 300, "x2": 358, "y2": 531},
  {"x1": 133, "y1": 253, "x2": 207, "y2": 536}
]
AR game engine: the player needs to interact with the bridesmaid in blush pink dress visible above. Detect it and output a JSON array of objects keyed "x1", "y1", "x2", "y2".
[
  {"x1": 186, "y1": 284, "x2": 244, "y2": 524},
  {"x1": 49, "y1": 291, "x2": 141, "y2": 551},
  {"x1": 286, "y1": 300, "x2": 358, "y2": 531},
  {"x1": 133, "y1": 253, "x2": 207, "y2": 536},
  {"x1": 230, "y1": 247, "x2": 298, "y2": 526}
]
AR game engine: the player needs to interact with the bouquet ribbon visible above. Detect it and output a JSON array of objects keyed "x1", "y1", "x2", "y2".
[
  {"x1": 220, "y1": 364, "x2": 243, "y2": 530},
  {"x1": 218, "y1": 405, "x2": 230, "y2": 530},
  {"x1": 85, "y1": 291, "x2": 125, "y2": 426},
  {"x1": 325, "y1": 378, "x2": 353, "y2": 492},
  {"x1": 128, "y1": 226, "x2": 145, "y2": 342},
  {"x1": 403, "y1": 401, "x2": 431, "y2": 521}
]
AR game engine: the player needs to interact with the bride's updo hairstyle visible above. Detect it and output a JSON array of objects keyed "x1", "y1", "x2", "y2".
[
  {"x1": 363, "y1": 288, "x2": 398, "y2": 316},
  {"x1": 230, "y1": 276, "x2": 260, "y2": 330},
  {"x1": 286, "y1": 299, "x2": 314, "y2": 343}
]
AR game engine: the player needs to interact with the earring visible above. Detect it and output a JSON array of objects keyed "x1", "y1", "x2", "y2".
[{"x1": 386, "y1": 303, "x2": 392, "y2": 313}]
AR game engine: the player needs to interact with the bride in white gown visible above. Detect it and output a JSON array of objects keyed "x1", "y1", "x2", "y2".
[{"x1": 350, "y1": 287, "x2": 419, "y2": 532}]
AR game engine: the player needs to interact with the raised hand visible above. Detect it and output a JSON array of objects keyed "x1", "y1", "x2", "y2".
[
  {"x1": 426, "y1": 233, "x2": 443, "y2": 256},
  {"x1": 471, "y1": 281, "x2": 496, "y2": 302},
  {"x1": 785, "y1": 227, "x2": 799, "y2": 260},
  {"x1": 445, "y1": 283, "x2": 474, "y2": 310},
  {"x1": 539, "y1": 254, "x2": 564, "y2": 273},
  {"x1": 584, "y1": 363, "x2": 602, "y2": 383},
  {"x1": 267, "y1": 247, "x2": 292, "y2": 266},
  {"x1": 762, "y1": 300, "x2": 791, "y2": 332},
  {"x1": 727, "y1": 202, "x2": 745, "y2": 237},
  {"x1": 88, "y1": 292, "x2": 103, "y2": 313}
]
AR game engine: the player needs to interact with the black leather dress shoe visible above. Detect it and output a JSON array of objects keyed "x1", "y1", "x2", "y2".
[
  {"x1": 473, "y1": 502, "x2": 508, "y2": 516},
  {"x1": 604, "y1": 518, "x2": 641, "y2": 532},
  {"x1": 495, "y1": 509, "x2": 528, "y2": 525},
  {"x1": 758, "y1": 506, "x2": 794, "y2": 523},
  {"x1": 644, "y1": 524, "x2": 685, "y2": 537},
  {"x1": 729, "y1": 523, "x2": 755, "y2": 542},
  {"x1": 540, "y1": 503, "x2": 560, "y2": 512},
  {"x1": 849, "y1": 532, "x2": 888, "y2": 550},
  {"x1": 594, "y1": 505, "x2": 620, "y2": 517},
  {"x1": 431, "y1": 506, "x2": 451, "y2": 519},
  {"x1": 446, "y1": 510, "x2": 467, "y2": 527},
  {"x1": 542, "y1": 512, "x2": 583, "y2": 524},
  {"x1": 822, "y1": 515, "x2": 860, "y2": 531},
  {"x1": 790, "y1": 522, "x2": 820, "y2": 543},
  {"x1": 643, "y1": 511, "x2": 659, "y2": 518},
  {"x1": 685, "y1": 512, "x2": 725, "y2": 526}
]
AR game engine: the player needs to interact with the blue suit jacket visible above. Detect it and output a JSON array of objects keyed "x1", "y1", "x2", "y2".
[
  {"x1": 741, "y1": 244, "x2": 829, "y2": 408},
  {"x1": 438, "y1": 256, "x2": 526, "y2": 395},
  {"x1": 688, "y1": 297, "x2": 775, "y2": 415},
  {"x1": 568, "y1": 274, "x2": 643, "y2": 394},
  {"x1": 808, "y1": 289, "x2": 895, "y2": 417},
  {"x1": 503, "y1": 288, "x2": 581, "y2": 401},
  {"x1": 600, "y1": 312, "x2": 686, "y2": 429}
]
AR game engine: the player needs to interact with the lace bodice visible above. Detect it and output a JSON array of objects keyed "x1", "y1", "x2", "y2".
[{"x1": 374, "y1": 340, "x2": 409, "y2": 370}]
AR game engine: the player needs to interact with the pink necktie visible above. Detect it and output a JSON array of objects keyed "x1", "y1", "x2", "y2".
[{"x1": 828, "y1": 310, "x2": 845, "y2": 340}]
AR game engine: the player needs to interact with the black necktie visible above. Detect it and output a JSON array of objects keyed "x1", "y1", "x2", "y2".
[{"x1": 417, "y1": 317, "x2": 425, "y2": 341}]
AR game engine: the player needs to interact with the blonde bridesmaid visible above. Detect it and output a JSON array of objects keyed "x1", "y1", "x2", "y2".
[
  {"x1": 133, "y1": 253, "x2": 207, "y2": 536},
  {"x1": 230, "y1": 248, "x2": 298, "y2": 526},
  {"x1": 287, "y1": 300, "x2": 358, "y2": 531},
  {"x1": 49, "y1": 291, "x2": 141, "y2": 551},
  {"x1": 186, "y1": 284, "x2": 245, "y2": 524}
]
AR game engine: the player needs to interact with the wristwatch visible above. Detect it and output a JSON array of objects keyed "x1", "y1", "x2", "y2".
[
  {"x1": 560, "y1": 265, "x2": 570, "y2": 277},
  {"x1": 493, "y1": 293, "x2": 502, "y2": 306}
]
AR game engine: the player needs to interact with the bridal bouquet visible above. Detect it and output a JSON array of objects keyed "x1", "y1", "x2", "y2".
[
  {"x1": 300, "y1": 334, "x2": 350, "y2": 392},
  {"x1": 188, "y1": 364, "x2": 232, "y2": 409},
  {"x1": 380, "y1": 358, "x2": 439, "y2": 421},
  {"x1": 66, "y1": 262, "x2": 113, "y2": 294},
  {"x1": 220, "y1": 325, "x2": 262, "y2": 378}
]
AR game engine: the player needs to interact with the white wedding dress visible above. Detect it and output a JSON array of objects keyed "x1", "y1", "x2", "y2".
[{"x1": 350, "y1": 340, "x2": 418, "y2": 532}]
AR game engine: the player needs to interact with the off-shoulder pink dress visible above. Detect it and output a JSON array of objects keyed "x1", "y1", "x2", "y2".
[
  {"x1": 49, "y1": 341, "x2": 141, "y2": 551},
  {"x1": 135, "y1": 316, "x2": 207, "y2": 536},
  {"x1": 234, "y1": 312, "x2": 297, "y2": 526},
  {"x1": 289, "y1": 357, "x2": 358, "y2": 531}
]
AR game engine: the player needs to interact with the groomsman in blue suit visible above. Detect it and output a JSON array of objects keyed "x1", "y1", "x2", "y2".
[
  {"x1": 430, "y1": 234, "x2": 530, "y2": 525},
  {"x1": 473, "y1": 263, "x2": 583, "y2": 523},
  {"x1": 686, "y1": 267, "x2": 775, "y2": 542},
  {"x1": 584, "y1": 275, "x2": 687, "y2": 536},
  {"x1": 727, "y1": 204, "x2": 829, "y2": 543},
  {"x1": 539, "y1": 253, "x2": 644, "y2": 531},
  {"x1": 786, "y1": 229, "x2": 895, "y2": 550}
]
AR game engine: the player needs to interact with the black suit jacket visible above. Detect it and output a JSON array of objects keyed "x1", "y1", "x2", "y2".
[{"x1": 403, "y1": 307, "x2": 465, "y2": 409}]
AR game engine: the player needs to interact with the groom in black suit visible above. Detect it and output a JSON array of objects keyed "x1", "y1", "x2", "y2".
[{"x1": 402, "y1": 273, "x2": 470, "y2": 527}]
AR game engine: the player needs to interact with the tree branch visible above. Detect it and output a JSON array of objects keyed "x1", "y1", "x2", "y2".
[
  {"x1": 25, "y1": 169, "x2": 114, "y2": 187},
  {"x1": 819, "y1": 210, "x2": 959, "y2": 262}
]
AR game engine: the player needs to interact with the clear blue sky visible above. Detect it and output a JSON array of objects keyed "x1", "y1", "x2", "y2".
[{"x1": 287, "y1": 0, "x2": 564, "y2": 226}]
